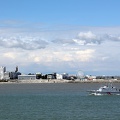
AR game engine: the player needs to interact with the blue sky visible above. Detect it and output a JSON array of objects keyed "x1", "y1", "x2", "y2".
[
  {"x1": 1, "y1": 0, "x2": 120, "y2": 26},
  {"x1": 0, "y1": 0, "x2": 120, "y2": 75}
]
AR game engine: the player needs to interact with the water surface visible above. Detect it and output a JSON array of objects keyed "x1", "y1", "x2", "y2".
[{"x1": 0, "y1": 83, "x2": 120, "y2": 120}]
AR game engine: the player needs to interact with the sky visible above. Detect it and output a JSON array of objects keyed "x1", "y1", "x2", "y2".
[{"x1": 0, "y1": 0, "x2": 120, "y2": 75}]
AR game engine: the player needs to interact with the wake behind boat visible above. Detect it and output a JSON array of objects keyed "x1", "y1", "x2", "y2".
[{"x1": 87, "y1": 83, "x2": 120, "y2": 95}]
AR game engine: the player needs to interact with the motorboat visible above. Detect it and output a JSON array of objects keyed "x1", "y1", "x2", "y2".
[{"x1": 87, "y1": 83, "x2": 120, "y2": 95}]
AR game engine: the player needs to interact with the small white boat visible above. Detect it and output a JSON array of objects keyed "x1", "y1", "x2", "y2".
[{"x1": 87, "y1": 83, "x2": 120, "y2": 95}]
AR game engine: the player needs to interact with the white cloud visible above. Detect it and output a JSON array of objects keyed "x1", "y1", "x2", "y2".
[
  {"x1": 3, "y1": 52, "x2": 16, "y2": 59},
  {"x1": 1, "y1": 21, "x2": 120, "y2": 75},
  {"x1": 73, "y1": 31, "x2": 100, "y2": 45},
  {"x1": 78, "y1": 31, "x2": 96, "y2": 39},
  {"x1": 75, "y1": 49, "x2": 95, "y2": 62},
  {"x1": 0, "y1": 36, "x2": 48, "y2": 50}
]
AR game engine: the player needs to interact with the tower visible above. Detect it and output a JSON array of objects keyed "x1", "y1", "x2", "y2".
[
  {"x1": 15, "y1": 66, "x2": 18, "y2": 72},
  {"x1": 0, "y1": 66, "x2": 6, "y2": 80}
]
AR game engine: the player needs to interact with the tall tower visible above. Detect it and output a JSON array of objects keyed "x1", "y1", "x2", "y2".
[
  {"x1": 15, "y1": 66, "x2": 18, "y2": 72},
  {"x1": 0, "y1": 66, "x2": 6, "y2": 80}
]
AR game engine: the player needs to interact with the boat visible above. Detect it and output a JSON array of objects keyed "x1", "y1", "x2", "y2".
[{"x1": 87, "y1": 83, "x2": 120, "y2": 95}]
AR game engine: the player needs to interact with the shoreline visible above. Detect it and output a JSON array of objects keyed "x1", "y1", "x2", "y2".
[{"x1": 0, "y1": 79, "x2": 120, "y2": 84}]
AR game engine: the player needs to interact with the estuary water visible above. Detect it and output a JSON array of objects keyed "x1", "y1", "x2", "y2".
[{"x1": 0, "y1": 83, "x2": 120, "y2": 120}]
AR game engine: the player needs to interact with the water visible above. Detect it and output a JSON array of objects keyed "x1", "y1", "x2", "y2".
[{"x1": 0, "y1": 83, "x2": 120, "y2": 120}]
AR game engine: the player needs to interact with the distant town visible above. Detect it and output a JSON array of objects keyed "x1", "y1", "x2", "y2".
[{"x1": 0, "y1": 66, "x2": 120, "y2": 82}]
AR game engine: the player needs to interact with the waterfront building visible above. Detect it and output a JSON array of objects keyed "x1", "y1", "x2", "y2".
[
  {"x1": 4, "y1": 72, "x2": 10, "y2": 80},
  {"x1": 47, "y1": 73, "x2": 56, "y2": 80},
  {"x1": 0, "y1": 66, "x2": 10, "y2": 80},
  {"x1": 86, "y1": 75, "x2": 96, "y2": 80},
  {"x1": 18, "y1": 74, "x2": 36, "y2": 80},
  {"x1": 0, "y1": 66, "x2": 5, "y2": 80},
  {"x1": 36, "y1": 72, "x2": 42, "y2": 79},
  {"x1": 62, "y1": 73, "x2": 69, "y2": 79},
  {"x1": 9, "y1": 72, "x2": 21, "y2": 79},
  {"x1": 56, "y1": 74, "x2": 63, "y2": 79}
]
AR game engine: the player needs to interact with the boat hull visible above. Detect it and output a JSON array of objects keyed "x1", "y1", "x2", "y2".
[{"x1": 88, "y1": 90, "x2": 120, "y2": 95}]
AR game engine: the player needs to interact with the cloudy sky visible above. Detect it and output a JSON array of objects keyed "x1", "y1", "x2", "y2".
[{"x1": 0, "y1": 0, "x2": 120, "y2": 75}]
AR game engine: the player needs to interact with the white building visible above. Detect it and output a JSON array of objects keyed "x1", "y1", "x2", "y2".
[
  {"x1": 0, "y1": 66, "x2": 4, "y2": 80},
  {"x1": 4, "y1": 72, "x2": 10, "y2": 80},
  {"x1": 18, "y1": 75, "x2": 36, "y2": 80},
  {"x1": 56, "y1": 74, "x2": 63, "y2": 79},
  {"x1": 86, "y1": 75, "x2": 96, "y2": 80},
  {"x1": 0, "y1": 66, "x2": 9, "y2": 80}
]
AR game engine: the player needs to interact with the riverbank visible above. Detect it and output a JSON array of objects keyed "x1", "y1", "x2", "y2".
[{"x1": 0, "y1": 79, "x2": 120, "y2": 84}]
